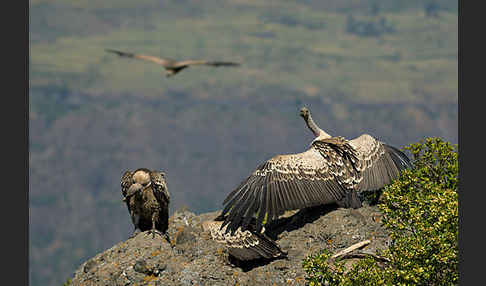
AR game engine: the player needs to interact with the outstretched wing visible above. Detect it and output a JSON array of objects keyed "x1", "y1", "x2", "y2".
[
  {"x1": 149, "y1": 171, "x2": 170, "y2": 206},
  {"x1": 105, "y1": 49, "x2": 172, "y2": 66},
  {"x1": 173, "y1": 60, "x2": 240, "y2": 68},
  {"x1": 349, "y1": 134, "x2": 412, "y2": 191},
  {"x1": 221, "y1": 137, "x2": 361, "y2": 234}
]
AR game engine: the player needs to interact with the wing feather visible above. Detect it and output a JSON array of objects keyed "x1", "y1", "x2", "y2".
[
  {"x1": 232, "y1": 177, "x2": 260, "y2": 220},
  {"x1": 221, "y1": 138, "x2": 361, "y2": 233},
  {"x1": 204, "y1": 220, "x2": 286, "y2": 261},
  {"x1": 291, "y1": 180, "x2": 306, "y2": 209},
  {"x1": 241, "y1": 186, "x2": 262, "y2": 230},
  {"x1": 121, "y1": 170, "x2": 133, "y2": 198},
  {"x1": 256, "y1": 184, "x2": 267, "y2": 228},
  {"x1": 134, "y1": 54, "x2": 172, "y2": 66},
  {"x1": 277, "y1": 178, "x2": 291, "y2": 211},
  {"x1": 149, "y1": 171, "x2": 170, "y2": 206},
  {"x1": 174, "y1": 60, "x2": 240, "y2": 67},
  {"x1": 121, "y1": 170, "x2": 135, "y2": 213},
  {"x1": 349, "y1": 134, "x2": 411, "y2": 191},
  {"x1": 105, "y1": 49, "x2": 172, "y2": 66}
]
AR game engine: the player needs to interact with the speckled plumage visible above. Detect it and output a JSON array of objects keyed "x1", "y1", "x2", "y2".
[
  {"x1": 349, "y1": 134, "x2": 412, "y2": 191},
  {"x1": 220, "y1": 107, "x2": 411, "y2": 236},
  {"x1": 121, "y1": 168, "x2": 170, "y2": 239},
  {"x1": 202, "y1": 220, "x2": 286, "y2": 261}
]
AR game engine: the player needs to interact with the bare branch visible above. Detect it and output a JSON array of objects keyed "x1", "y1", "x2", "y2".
[{"x1": 331, "y1": 240, "x2": 371, "y2": 260}]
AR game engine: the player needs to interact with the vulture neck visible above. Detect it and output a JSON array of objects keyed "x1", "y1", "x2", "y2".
[{"x1": 305, "y1": 113, "x2": 331, "y2": 140}]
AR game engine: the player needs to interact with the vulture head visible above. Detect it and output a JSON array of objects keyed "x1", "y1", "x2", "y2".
[
  {"x1": 133, "y1": 169, "x2": 151, "y2": 186},
  {"x1": 299, "y1": 107, "x2": 310, "y2": 120},
  {"x1": 122, "y1": 169, "x2": 152, "y2": 201}
]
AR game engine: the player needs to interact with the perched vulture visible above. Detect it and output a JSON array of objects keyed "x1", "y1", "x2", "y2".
[
  {"x1": 121, "y1": 168, "x2": 171, "y2": 242},
  {"x1": 105, "y1": 49, "x2": 240, "y2": 77},
  {"x1": 219, "y1": 107, "x2": 412, "y2": 237}
]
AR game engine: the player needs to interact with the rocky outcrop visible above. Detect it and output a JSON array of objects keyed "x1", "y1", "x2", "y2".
[{"x1": 71, "y1": 203, "x2": 390, "y2": 286}]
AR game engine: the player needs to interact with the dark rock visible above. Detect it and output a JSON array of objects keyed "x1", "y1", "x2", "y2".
[
  {"x1": 83, "y1": 259, "x2": 96, "y2": 273},
  {"x1": 133, "y1": 260, "x2": 151, "y2": 275}
]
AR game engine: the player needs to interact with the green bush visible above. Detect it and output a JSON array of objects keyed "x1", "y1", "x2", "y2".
[{"x1": 303, "y1": 137, "x2": 458, "y2": 286}]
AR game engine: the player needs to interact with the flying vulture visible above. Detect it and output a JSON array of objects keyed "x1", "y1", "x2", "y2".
[{"x1": 106, "y1": 49, "x2": 240, "y2": 77}]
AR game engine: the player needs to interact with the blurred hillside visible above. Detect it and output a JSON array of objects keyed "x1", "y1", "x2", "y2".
[{"x1": 29, "y1": 1, "x2": 457, "y2": 285}]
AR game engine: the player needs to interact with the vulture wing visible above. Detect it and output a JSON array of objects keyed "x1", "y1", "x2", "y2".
[
  {"x1": 121, "y1": 170, "x2": 135, "y2": 212},
  {"x1": 173, "y1": 60, "x2": 240, "y2": 68},
  {"x1": 149, "y1": 171, "x2": 170, "y2": 206},
  {"x1": 349, "y1": 134, "x2": 412, "y2": 191},
  {"x1": 121, "y1": 170, "x2": 133, "y2": 198},
  {"x1": 221, "y1": 137, "x2": 361, "y2": 234},
  {"x1": 105, "y1": 49, "x2": 173, "y2": 66}
]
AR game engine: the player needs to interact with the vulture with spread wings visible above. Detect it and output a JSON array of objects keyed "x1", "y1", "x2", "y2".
[
  {"x1": 105, "y1": 49, "x2": 240, "y2": 77},
  {"x1": 219, "y1": 107, "x2": 412, "y2": 236},
  {"x1": 121, "y1": 168, "x2": 171, "y2": 242}
]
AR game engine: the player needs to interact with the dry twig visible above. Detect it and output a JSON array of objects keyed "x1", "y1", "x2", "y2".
[{"x1": 331, "y1": 240, "x2": 371, "y2": 260}]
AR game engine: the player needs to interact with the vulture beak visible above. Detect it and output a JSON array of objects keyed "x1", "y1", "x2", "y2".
[{"x1": 124, "y1": 183, "x2": 144, "y2": 200}]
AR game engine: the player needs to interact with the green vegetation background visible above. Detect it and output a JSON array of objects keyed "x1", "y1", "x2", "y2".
[{"x1": 29, "y1": 1, "x2": 457, "y2": 285}]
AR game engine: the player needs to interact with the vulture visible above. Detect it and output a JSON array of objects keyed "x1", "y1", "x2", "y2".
[
  {"x1": 121, "y1": 168, "x2": 171, "y2": 242},
  {"x1": 105, "y1": 49, "x2": 241, "y2": 77},
  {"x1": 219, "y1": 107, "x2": 412, "y2": 237}
]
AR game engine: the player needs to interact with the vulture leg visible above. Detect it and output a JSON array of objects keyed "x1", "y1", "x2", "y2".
[
  {"x1": 147, "y1": 212, "x2": 164, "y2": 239},
  {"x1": 164, "y1": 232, "x2": 172, "y2": 246},
  {"x1": 129, "y1": 211, "x2": 142, "y2": 238}
]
